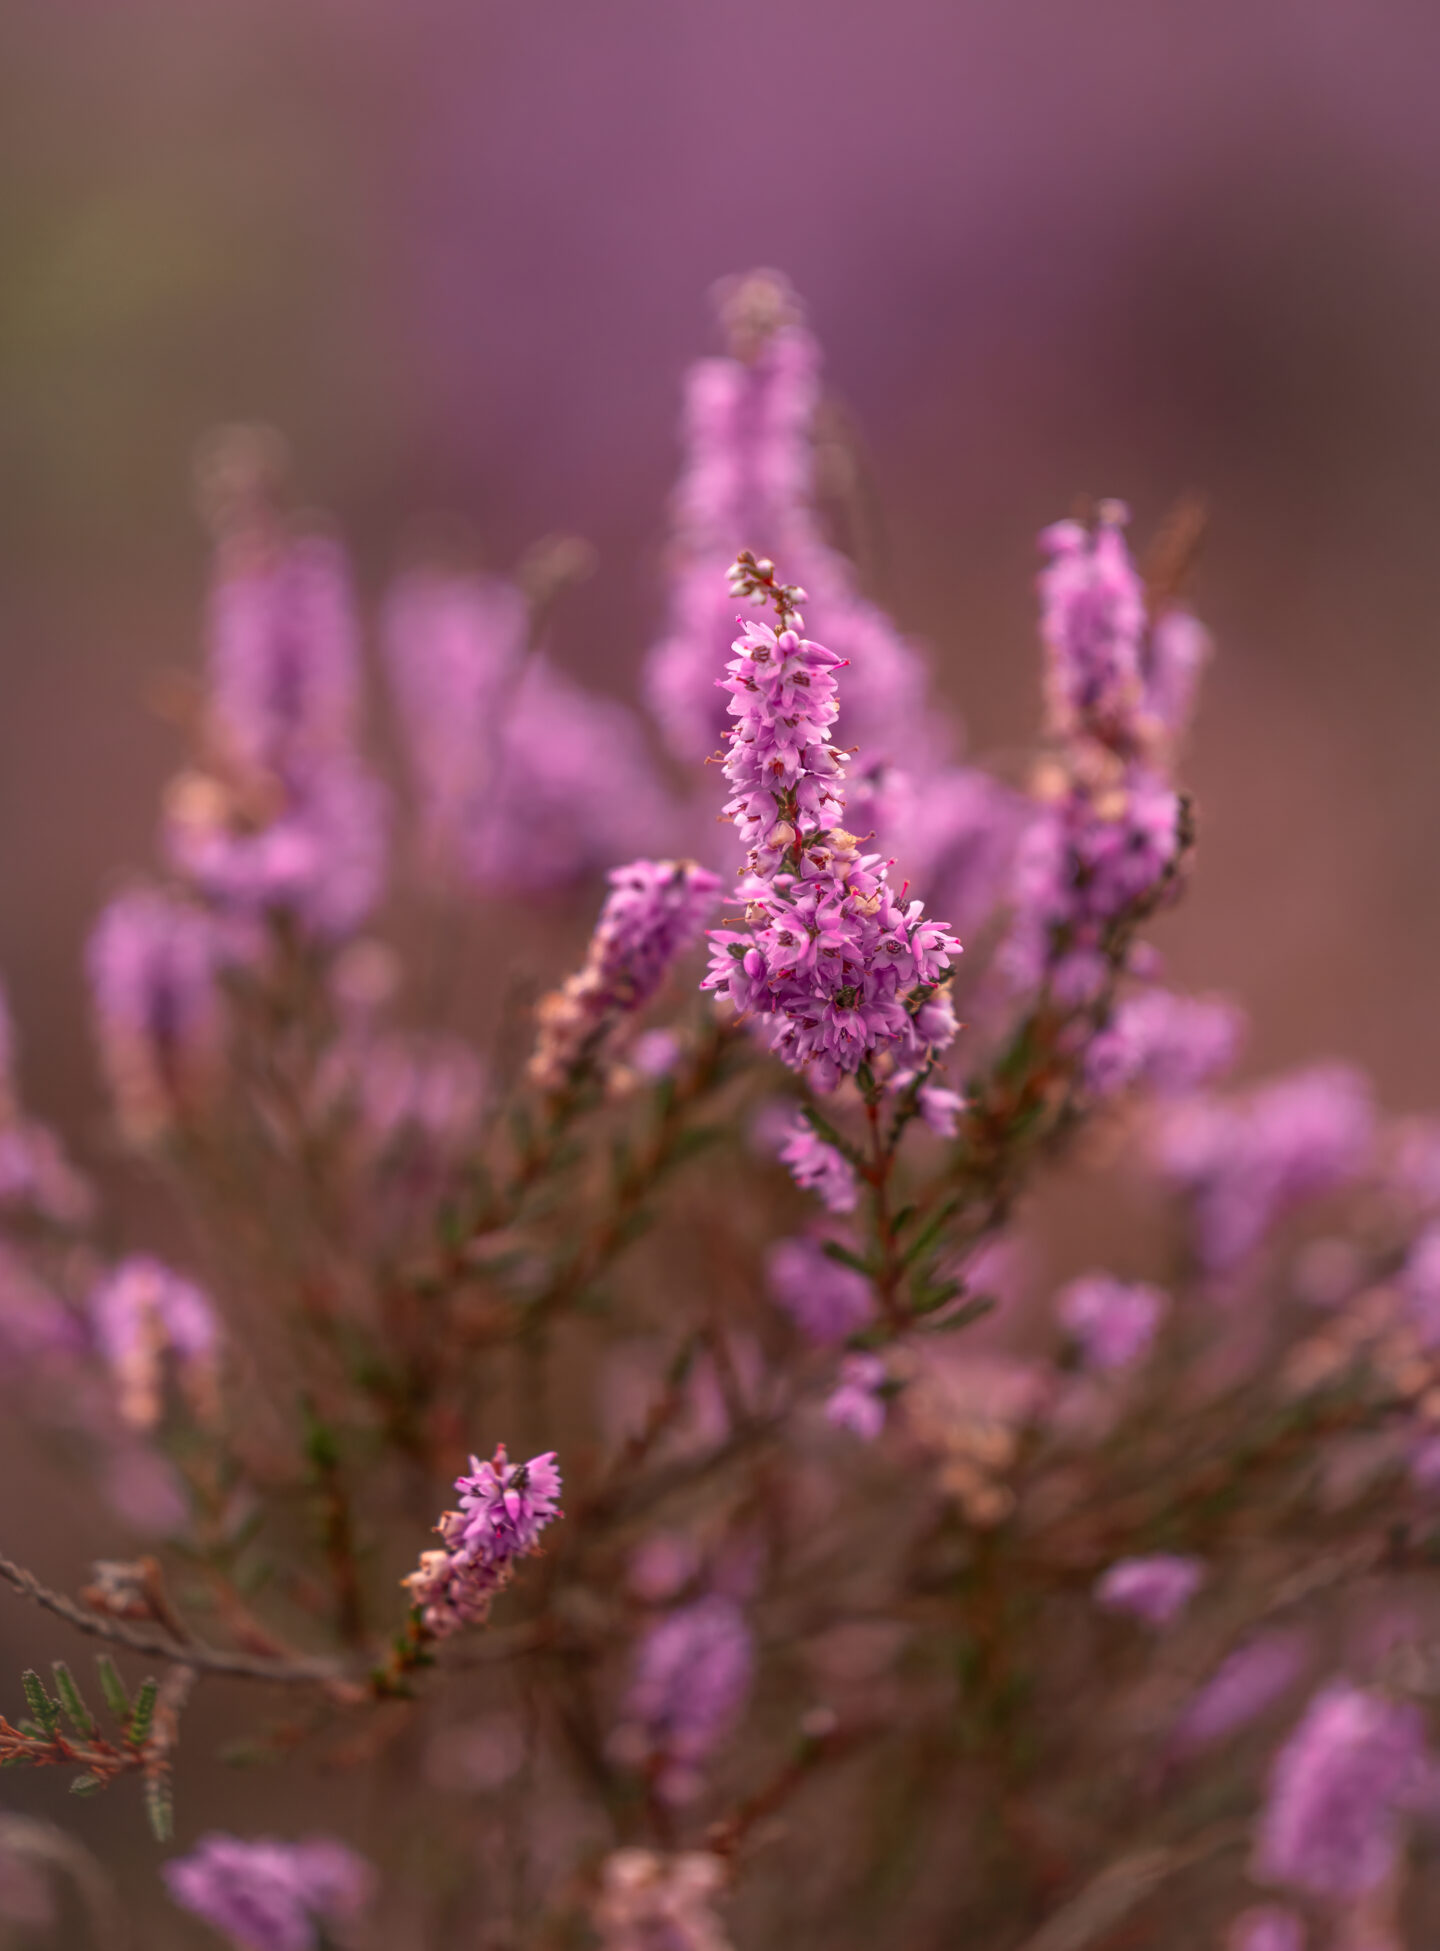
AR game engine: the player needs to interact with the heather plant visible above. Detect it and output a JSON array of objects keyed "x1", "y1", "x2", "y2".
[{"x1": 1, "y1": 274, "x2": 1439, "y2": 1951}]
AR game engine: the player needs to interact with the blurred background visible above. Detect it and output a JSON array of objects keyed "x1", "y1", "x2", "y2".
[{"x1": 2, "y1": 0, "x2": 1440, "y2": 1930}]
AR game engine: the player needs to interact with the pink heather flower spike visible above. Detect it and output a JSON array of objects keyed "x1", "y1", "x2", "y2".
[
  {"x1": 163, "y1": 1832, "x2": 374, "y2": 1951},
  {"x1": 86, "y1": 888, "x2": 231, "y2": 1149},
  {"x1": 778, "y1": 1117, "x2": 859, "y2": 1213},
  {"x1": 1056, "y1": 1273, "x2": 1167, "y2": 1372},
  {"x1": 1172, "y1": 1631, "x2": 1309, "y2": 1755},
  {"x1": 403, "y1": 1446, "x2": 562, "y2": 1638},
  {"x1": 1001, "y1": 506, "x2": 1199, "y2": 1005},
  {"x1": 1154, "y1": 1064, "x2": 1375, "y2": 1275},
  {"x1": 1093, "y1": 1553, "x2": 1204, "y2": 1627},
  {"x1": 385, "y1": 566, "x2": 674, "y2": 892},
  {"x1": 647, "y1": 276, "x2": 1025, "y2": 945},
  {"x1": 615, "y1": 1595, "x2": 754, "y2": 1805},
  {"x1": 765, "y1": 1234, "x2": 874, "y2": 1343},
  {"x1": 529, "y1": 859, "x2": 720, "y2": 1091},
  {"x1": 826, "y1": 1352, "x2": 888, "y2": 1442},
  {"x1": 1253, "y1": 1682, "x2": 1428, "y2": 1898},
  {"x1": 381, "y1": 566, "x2": 528, "y2": 875},
  {"x1": 645, "y1": 273, "x2": 930, "y2": 772},
  {"x1": 701, "y1": 584, "x2": 961, "y2": 1096},
  {"x1": 1084, "y1": 988, "x2": 1245, "y2": 1099},
  {"x1": 160, "y1": 496, "x2": 389, "y2": 941},
  {"x1": 0, "y1": 974, "x2": 93, "y2": 1228},
  {"x1": 90, "y1": 1255, "x2": 221, "y2": 1432}
]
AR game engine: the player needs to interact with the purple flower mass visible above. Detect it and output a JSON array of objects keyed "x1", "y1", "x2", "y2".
[
  {"x1": 1057, "y1": 1273, "x2": 1166, "y2": 1371},
  {"x1": 1094, "y1": 1553, "x2": 1204, "y2": 1626},
  {"x1": 159, "y1": 510, "x2": 388, "y2": 940},
  {"x1": 702, "y1": 614, "x2": 961, "y2": 1090},
  {"x1": 1155, "y1": 1064, "x2": 1375, "y2": 1273},
  {"x1": 91, "y1": 1254, "x2": 220, "y2": 1431},
  {"x1": 404, "y1": 1446, "x2": 562, "y2": 1638},
  {"x1": 1253, "y1": 1683, "x2": 1427, "y2": 1897},
  {"x1": 530, "y1": 859, "x2": 719, "y2": 1090},
  {"x1": 619, "y1": 1595, "x2": 754, "y2": 1804},
  {"x1": 766, "y1": 1234, "x2": 874, "y2": 1343},
  {"x1": 86, "y1": 888, "x2": 230, "y2": 1148},
  {"x1": 164, "y1": 1832, "x2": 373, "y2": 1951},
  {"x1": 826, "y1": 1352, "x2": 888, "y2": 1441},
  {"x1": 1173, "y1": 1630, "x2": 1309, "y2": 1754},
  {"x1": 778, "y1": 1116, "x2": 859, "y2": 1213},
  {"x1": 1085, "y1": 988, "x2": 1245, "y2": 1098},
  {"x1": 1002, "y1": 506, "x2": 1199, "y2": 1002}
]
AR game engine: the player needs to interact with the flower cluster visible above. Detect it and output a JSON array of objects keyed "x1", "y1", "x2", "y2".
[
  {"x1": 1085, "y1": 986, "x2": 1245, "y2": 1098},
  {"x1": 164, "y1": 1832, "x2": 373, "y2": 1951},
  {"x1": 1003, "y1": 505, "x2": 1201, "y2": 1004},
  {"x1": 765, "y1": 1233, "x2": 874, "y2": 1343},
  {"x1": 0, "y1": 981, "x2": 91, "y2": 1228},
  {"x1": 1253, "y1": 1683, "x2": 1428, "y2": 1897},
  {"x1": 403, "y1": 1446, "x2": 562, "y2": 1638},
  {"x1": 702, "y1": 611, "x2": 960, "y2": 1090},
  {"x1": 1056, "y1": 1273, "x2": 1166, "y2": 1371},
  {"x1": 645, "y1": 273, "x2": 1023, "y2": 940},
  {"x1": 593, "y1": 1848, "x2": 732, "y2": 1951},
  {"x1": 161, "y1": 490, "x2": 387, "y2": 940},
  {"x1": 826, "y1": 1351, "x2": 888, "y2": 1441},
  {"x1": 1093, "y1": 1553, "x2": 1204, "y2": 1626},
  {"x1": 614, "y1": 1594, "x2": 754, "y2": 1805},
  {"x1": 1154, "y1": 1063, "x2": 1375, "y2": 1274},
  {"x1": 90, "y1": 1255, "x2": 220, "y2": 1432},
  {"x1": 1173, "y1": 1631, "x2": 1309, "y2": 1755},
  {"x1": 86, "y1": 888, "x2": 230, "y2": 1149},
  {"x1": 386, "y1": 569, "x2": 673, "y2": 890},
  {"x1": 530, "y1": 859, "x2": 720, "y2": 1091}
]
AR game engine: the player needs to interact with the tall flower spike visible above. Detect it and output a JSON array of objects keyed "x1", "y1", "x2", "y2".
[
  {"x1": 162, "y1": 441, "x2": 388, "y2": 940},
  {"x1": 90, "y1": 1256, "x2": 221, "y2": 1432},
  {"x1": 1084, "y1": 987, "x2": 1245, "y2": 1098},
  {"x1": 403, "y1": 1446, "x2": 562, "y2": 1638},
  {"x1": 530, "y1": 859, "x2": 720, "y2": 1091},
  {"x1": 702, "y1": 557, "x2": 961, "y2": 1093},
  {"x1": 645, "y1": 274, "x2": 931, "y2": 770},
  {"x1": 615, "y1": 1595, "x2": 754, "y2": 1806},
  {"x1": 382, "y1": 568, "x2": 528, "y2": 875},
  {"x1": 1154, "y1": 1063, "x2": 1375, "y2": 1275},
  {"x1": 1056, "y1": 1273, "x2": 1166, "y2": 1372},
  {"x1": 164, "y1": 1833, "x2": 374, "y2": 1951},
  {"x1": 1002, "y1": 506, "x2": 1198, "y2": 1007},
  {"x1": 1253, "y1": 1683, "x2": 1427, "y2": 1898},
  {"x1": 86, "y1": 889, "x2": 230, "y2": 1149}
]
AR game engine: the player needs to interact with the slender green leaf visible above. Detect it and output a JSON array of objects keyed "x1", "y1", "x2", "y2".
[
  {"x1": 52, "y1": 1663, "x2": 97, "y2": 1740},
  {"x1": 127, "y1": 1678, "x2": 160, "y2": 1747},
  {"x1": 95, "y1": 1657, "x2": 131, "y2": 1724},
  {"x1": 20, "y1": 1671, "x2": 60, "y2": 1738},
  {"x1": 144, "y1": 1772, "x2": 175, "y2": 1842},
  {"x1": 821, "y1": 1241, "x2": 874, "y2": 1278},
  {"x1": 911, "y1": 1278, "x2": 964, "y2": 1316},
  {"x1": 69, "y1": 1773, "x2": 104, "y2": 1797},
  {"x1": 899, "y1": 1197, "x2": 962, "y2": 1270},
  {"x1": 799, "y1": 1103, "x2": 864, "y2": 1167}
]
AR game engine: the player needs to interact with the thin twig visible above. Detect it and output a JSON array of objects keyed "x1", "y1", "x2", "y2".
[{"x1": 0, "y1": 1552, "x2": 342, "y2": 1685}]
